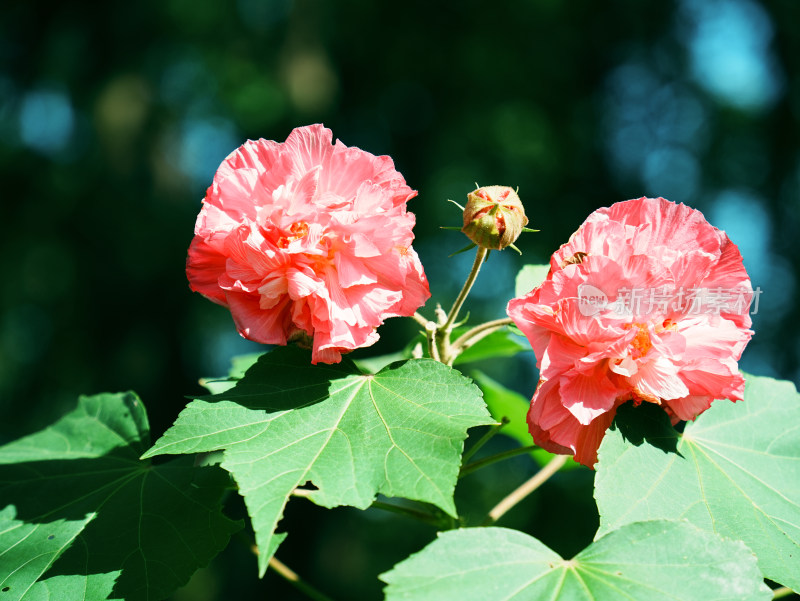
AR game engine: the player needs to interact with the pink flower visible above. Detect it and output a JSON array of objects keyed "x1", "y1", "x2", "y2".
[
  {"x1": 187, "y1": 124, "x2": 430, "y2": 364},
  {"x1": 507, "y1": 197, "x2": 754, "y2": 467}
]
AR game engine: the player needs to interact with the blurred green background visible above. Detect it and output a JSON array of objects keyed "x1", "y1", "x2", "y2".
[{"x1": 2, "y1": 0, "x2": 799, "y2": 598}]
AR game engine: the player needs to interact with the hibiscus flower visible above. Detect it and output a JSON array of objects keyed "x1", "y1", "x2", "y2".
[
  {"x1": 187, "y1": 124, "x2": 430, "y2": 364},
  {"x1": 507, "y1": 197, "x2": 754, "y2": 466}
]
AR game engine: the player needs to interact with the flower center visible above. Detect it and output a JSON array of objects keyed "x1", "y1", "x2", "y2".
[
  {"x1": 623, "y1": 322, "x2": 652, "y2": 359},
  {"x1": 277, "y1": 221, "x2": 309, "y2": 249}
]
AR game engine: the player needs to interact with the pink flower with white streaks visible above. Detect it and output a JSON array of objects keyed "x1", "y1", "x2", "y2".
[
  {"x1": 187, "y1": 124, "x2": 430, "y2": 364},
  {"x1": 507, "y1": 197, "x2": 754, "y2": 467}
]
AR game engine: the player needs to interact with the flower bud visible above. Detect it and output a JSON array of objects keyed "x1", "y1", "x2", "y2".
[{"x1": 461, "y1": 186, "x2": 528, "y2": 250}]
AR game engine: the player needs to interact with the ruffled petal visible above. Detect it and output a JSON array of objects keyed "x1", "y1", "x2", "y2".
[{"x1": 186, "y1": 125, "x2": 429, "y2": 364}]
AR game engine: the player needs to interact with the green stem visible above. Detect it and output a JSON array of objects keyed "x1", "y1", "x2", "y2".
[
  {"x1": 235, "y1": 530, "x2": 336, "y2": 601},
  {"x1": 269, "y1": 556, "x2": 337, "y2": 601},
  {"x1": 443, "y1": 247, "x2": 489, "y2": 333},
  {"x1": 435, "y1": 247, "x2": 489, "y2": 364},
  {"x1": 461, "y1": 418, "x2": 510, "y2": 465},
  {"x1": 450, "y1": 317, "x2": 515, "y2": 359},
  {"x1": 772, "y1": 587, "x2": 796, "y2": 599},
  {"x1": 459, "y1": 444, "x2": 539, "y2": 478},
  {"x1": 411, "y1": 311, "x2": 430, "y2": 328},
  {"x1": 370, "y1": 500, "x2": 447, "y2": 528},
  {"x1": 482, "y1": 455, "x2": 568, "y2": 525}
]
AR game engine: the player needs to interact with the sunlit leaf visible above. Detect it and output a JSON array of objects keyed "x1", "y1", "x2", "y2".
[
  {"x1": 454, "y1": 328, "x2": 529, "y2": 364},
  {"x1": 381, "y1": 522, "x2": 770, "y2": 600},
  {"x1": 144, "y1": 346, "x2": 493, "y2": 575},
  {"x1": 0, "y1": 392, "x2": 240, "y2": 601},
  {"x1": 514, "y1": 263, "x2": 550, "y2": 297},
  {"x1": 0, "y1": 507, "x2": 94, "y2": 601},
  {"x1": 595, "y1": 374, "x2": 800, "y2": 589},
  {"x1": 199, "y1": 351, "x2": 265, "y2": 394},
  {"x1": 403, "y1": 326, "x2": 529, "y2": 364}
]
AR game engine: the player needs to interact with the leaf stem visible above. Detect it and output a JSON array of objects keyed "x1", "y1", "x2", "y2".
[
  {"x1": 482, "y1": 455, "x2": 569, "y2": 525},
  {"x1": 293, "y1": 488, "x2": 447, "y2": 528},
  {"x1": 461, "y1": 418, "x2": 510, "y2": 465},
  {"x1": 370, "y1": 500, "x2": 447, "y2": 528},
  {"x1": 235, "y1": 529, "x2": 336, "y2": 601},
  {"x1": 450, "y1": 317, "x2": 515, "y2": 358},
  {"x1": 269, "y1": 556, "x2": 337, "y2": 601},
  {"x1": 772, "y1": 587, "x2": 796, "y2": 599},
  {"x1": 459, "y1": 444, "x2": 539, "y2": 478}
]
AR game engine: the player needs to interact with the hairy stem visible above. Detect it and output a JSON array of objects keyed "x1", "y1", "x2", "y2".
[
  {"x1": 459, "y1": 444, "x2": 539, "y2": 478},
  {"x1": 433, "y1": 247, "x2": 489, "y2": 364},
  {"x1": 443, "y1": 247, "x2": 489, "y2": 333},
  {"x1": 482, "y1": 455, "x2": 569, "y2": 525},
  {"x1": 411, "y1": 311, "x2": 429, "y2": 327}
]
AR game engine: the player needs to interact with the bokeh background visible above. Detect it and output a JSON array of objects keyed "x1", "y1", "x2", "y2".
[{"x1": 2, "y1": 0, "x2": 799, "y2": 599}]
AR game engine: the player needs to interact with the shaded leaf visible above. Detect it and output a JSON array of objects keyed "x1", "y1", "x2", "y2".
[
  {"x1": 144, "y1": 346, "x2": 493, "y2": 575},
  {"x1": 381, "y1": 522, "x2": 770, "y2": 600},
  {"x1": 595, "y1": 374, "x2": 800, "y2": 589},
  {"x1": 0, "y1": 392, "x2": 240, "y2": 601}
]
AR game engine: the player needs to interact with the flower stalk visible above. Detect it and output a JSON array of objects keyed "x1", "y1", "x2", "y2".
[{"x1": 482, "y1": 455, "x2": 568, "y2": 525}]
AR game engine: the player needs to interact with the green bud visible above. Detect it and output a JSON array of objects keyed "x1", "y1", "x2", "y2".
[{"x1": 461, "y1": 186, "x2": 528, "y2": 250}]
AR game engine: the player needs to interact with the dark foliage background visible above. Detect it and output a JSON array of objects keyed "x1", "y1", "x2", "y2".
[{"x1": 2, "y1": 0, "x2": 799, "y2": 599}]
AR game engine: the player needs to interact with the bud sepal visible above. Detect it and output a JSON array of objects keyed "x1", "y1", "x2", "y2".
[{"x1": 461, "y1": 186, "x2": 529, "y2": 251}]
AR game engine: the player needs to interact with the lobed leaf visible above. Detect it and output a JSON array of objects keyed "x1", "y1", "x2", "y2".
[
  {"x1": 595, "y1": 374, "x2": 800, "y2": 589},
  {"x1": 381, "y1": 521, "x2": 770, "y2": 601},
  {"x1": 144, "y1": 346, "x2": 494, "y2": 575},
  {"x1": 0, "y1": 392, "x2": 240, "y2": 601}
]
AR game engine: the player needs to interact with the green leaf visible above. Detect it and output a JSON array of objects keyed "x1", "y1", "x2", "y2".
[
  {"x1": 18, "y1": 572, "x2": 119, "y2": 601},
  {"x1": 353, "y1": 351, "x2": 408, "y2": 374},
  {"x1": 199, "y1": 351, "x2": 264, "y2": 394},
  {"x1": 144, "y1": 346, "x2": 493, "y2": 575},
  {"x1": 470, "y1": 370, "x2": 531, "y2": 445},
  {"x1": 0, "y1": 392, "x2": 240, "y2": 601},
  {"x1": 514, "y1": 263, "x2": 550, "y2": 297},
  {"x1": 381, "y1": 521, "x2": 770, "y2": 600},
  {"x1": 0, "y1": 506, "x2": 94, "y2": 601},
  {"x1": 595, "y1": 374, "x2": 800, "y2": 590},
  {"x1": 454, "y1": 328, "x2": 529, "y2": 364},
  {"x1": 470, "y1": 370, "x2": 577, "y2": 469},
  {"x1": 403, "y1": 326, "x2": 529, "y2": 365}
]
